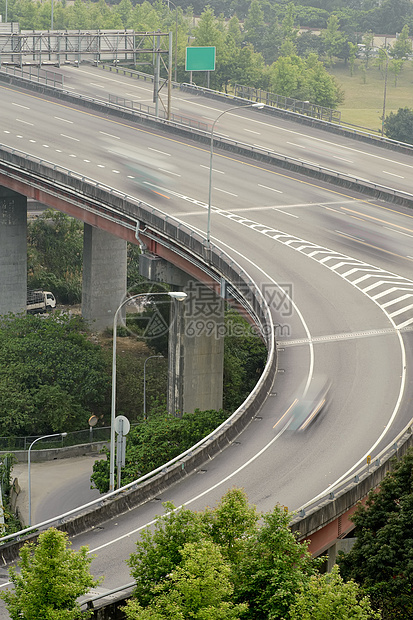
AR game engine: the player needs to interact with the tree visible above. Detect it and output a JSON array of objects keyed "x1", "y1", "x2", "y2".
[
  {"x1": 321, "y1": 14, "x2": 347, "y2": 66},
  {"x1": 243, "y1": 0, "x2": 266, "y2": 53},
  {"x1": 127, "y1": 502, "x2": 207, "y2": 606},
  {"x1": 232, "y1": 505, "x2": 320, "y2": 619},
  {"x1": 391, "y1": 24, "x2": 412, "y2": 60},
  {"x1": 0, "y1": 527, "x2": 99, "y2": 619},
  {"x1": 123, "y1": 540, "x2": 247, "y2": 620},
  {"x1": 0, "y1": 313, "x2": 109, "y2": 435},
  {"x1": 338, "y1": 448, "x2": 413, "y2": 619},
  {"x1": 383, "y1": 107, "x2": 413, "y2": 144},
  {"x1": 28, "y1": 209, "x2": 83, "y2": 304},
  {"x1": 202, "y1": 487, "x2": 259, "y2": 562},
  {"x1": 290, "y1": 565, "x2": 380, "y2": 619}
]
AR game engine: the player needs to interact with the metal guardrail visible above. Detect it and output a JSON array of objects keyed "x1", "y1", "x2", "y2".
[
  {"x1": 0, "y1": 64, "x2": 64, "y2": 87},
  {"x1": 108, "y1": 93, "x2": 210, "y2": 132},
  {"x1": 234, "y1": 83, "x2": 341, "y2": 124}
]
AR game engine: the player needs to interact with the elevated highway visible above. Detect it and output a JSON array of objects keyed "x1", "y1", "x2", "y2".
[{"x1": 0, "y1": 71, "x2": 412, "y2": 603}]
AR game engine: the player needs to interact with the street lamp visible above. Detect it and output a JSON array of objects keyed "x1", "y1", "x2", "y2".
[
  {"x1": 143, "y1": 354, "x2": 163, "y2": 419},
  {"x1": 207, "y1": 102, "x2": 264, "y2": 245},
  {"x1": 110, "y1": 291, "x2": 187, "y2": 491},
  {"x1": 28, "y1": 432, "x2": 67, "y2": 526}
]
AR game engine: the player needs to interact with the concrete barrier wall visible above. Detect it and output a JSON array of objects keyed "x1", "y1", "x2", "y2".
[
  {"x1": 0, "y1": 442, "x2": 108, "y2": 463},
  {"x1": 290, "y1": 429, "x2": 413, "y2": 541}
]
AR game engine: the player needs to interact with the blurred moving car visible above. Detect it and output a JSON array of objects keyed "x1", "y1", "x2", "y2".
[
  {"x1": 276, "y1": 375, "x2": 330, "y2": 432},
  {"x1": 105, "y1": 143, "x2": 177, "y2": 195}
]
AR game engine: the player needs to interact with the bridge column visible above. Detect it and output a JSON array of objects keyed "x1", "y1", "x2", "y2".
[
  {"x1": 140, "y1": 254, "x2": 224, "y2": 415},
  {"x1": 82, "y1": 224, "x2": 127, "y2": 331},
  {"x1": 0, "y1": 188, "x2": 27, "y2": 316}
]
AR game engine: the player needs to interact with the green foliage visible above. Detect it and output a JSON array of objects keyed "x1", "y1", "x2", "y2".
[
  {"x1": 290, "y1": 565, "x2": 380, "y2": 619},
  {"x1": 201, "y1": 487, "x2": 259, "y2": 563},
  {"x1": 0, "y1": 453, "x2": 23, "y2": 535},
  {"x1": 28, "y1": 210, "x2": 83, "y2": 304},
  {"x1": 321, "y1": 14, "x2": 348, "y2": 66},
  {"x1": 232, "y1": 505, "x2": 320, "y2": 619},
  {"x1": 0, "y1": 313, "x2": 109, "y2": 435},
  {"x1": 124, "y1": 540, "x2": 247, "y2": 620},
  {"x1": 338, "y1": 448, "x2": 413, "y2": 619},
  {"x1": 267, "y1": 52, "x2": 343, "y2": 107},
  {"x1": 0, "y1": 527, "x2": 99, "y2": 619},
  {"x1": 127, "y1": 489, "x2": 259, "y2": 609},
  {"x1": 126, "y1": 490, "x2": 324, "y2": 619},
  {"x1": 91, "y1": 408, "x2": 228, "y2": 492},
  {"x1": 223, "y1": 309, "x2": 267, "y2": 412},
  {"x1": 383, "y1": 107, "x2": 413, "y2": 144}
]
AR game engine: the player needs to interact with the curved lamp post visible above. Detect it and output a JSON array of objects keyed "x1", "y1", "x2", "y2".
[
  {"x1": 143, "y1": 354, "x2": 164, "y2": 419},
  {"x1": 28, "y1": 432, "x2": 67, "y2": 526},
  {"x1": 110, "y1": 291, "x2": 187, "y2": 491},
  {"x1": 207, "y1": 102, "x2": 264, "y2": 246}
]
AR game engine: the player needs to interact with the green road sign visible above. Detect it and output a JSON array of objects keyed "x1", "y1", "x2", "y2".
[{"x1": 185, "y1": 46, "x2": 216, "y2": 72}]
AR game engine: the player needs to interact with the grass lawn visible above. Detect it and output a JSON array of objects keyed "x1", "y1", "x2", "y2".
[{"x1": 328, "y1": 60, "x2": 413, "y2": 133}]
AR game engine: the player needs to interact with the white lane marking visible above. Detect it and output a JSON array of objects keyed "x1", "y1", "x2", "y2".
[
  {"x1": 16, "y1": 118, "x2": 33, "y2": 125},
  {"x1": 258, "y1": 184, "x2": 282, "y2": 193},
  {"x1": 214, "y1": 188, "x2": 237, "y2": 197},
  {"x1": 200, "y1": 164, "x2": 224, "y2": 174},
  {"x1": 89, "y1": 82, "x2": 105, "y2": 88},
  {"x1": 159, "y1": 168, "x2": 181, "y2": 177},
  {"x1": 274, "y1": 209, "x2": 298, "y2": 218},
  {"x1": 4, "y1": 130, "x2": 10, "y2": 133},
  {"x1": 100, "y1": 131, "x2": 120, "y2": 140},
  {"x1": 382, "y1": 170, "x2": 404, "y2": 178},
  {"x1": 287, "y1": 141, "x2": 306, "y2": 148},
  {"x1": 148, "y1": 147, "x2": 171, "y2": 156},
  {"x1": 97, "y1": 164, "x2": 105, "y2": 168},
  {"x1": 84, "y1": 159, "x2": 91, "y2": 163},
  {"x1": 384, "y1": 226, "x2": 413, "y2": 239},
  {"x1": 335, "y1": 230, "x2": 364, "y2": 241},
  {"x1": 54, "y1": 116, "x2": 73, "y2": 123},
  {"x1": 112, "y1": 169, "x2": 120, "y2": 174},
  {"x1": 12, "y1": 102, "x2": 30, "y2": 109},
  {"x1": 333, "y1": 155, "x2": 353, "y2": 162},
  {"x1": 60, "y1": 134, "x2": 80, "y2": 142},
  {"x1": 55, "y1": 149, "x2": 62, "y2": 152},
  {"x1": 389, "y1": 303, "x2": 413, "y2": 318},
  {"x1": 42, "y1": 144, "x2": 49, "y2": 148},
  {"x1": 69, "y1": 154, "x2": 77, "y2": 158},
  {"x1": 29, "y1": 139, "x2": 36, "y2": 143},
  {"x1": 244, "y1": 129, "x2": 260, "y2": 134},
  {"x1": 254, "y1": 143, "x2": 269, "y2": 150},
  {"x1": 16, "y1": 135, "x2": 23, "y2": 138}
]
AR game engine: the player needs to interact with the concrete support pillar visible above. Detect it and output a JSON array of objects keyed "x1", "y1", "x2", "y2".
[
  {"x1": 179, "y1": 279, "x2": 224, "y2": 414},
  {"x1": 327, "y1": 538, "x2": 356, "y2": 571},
  {"x1": 82, "y1": 224, "x2": 127, "y2": 331},
  {"x1": 140, "y1": 254, "x2": 224, "y2": 415},
  {"x1": 0, "y1": 188, "x2": 27, "y2": 316}
]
